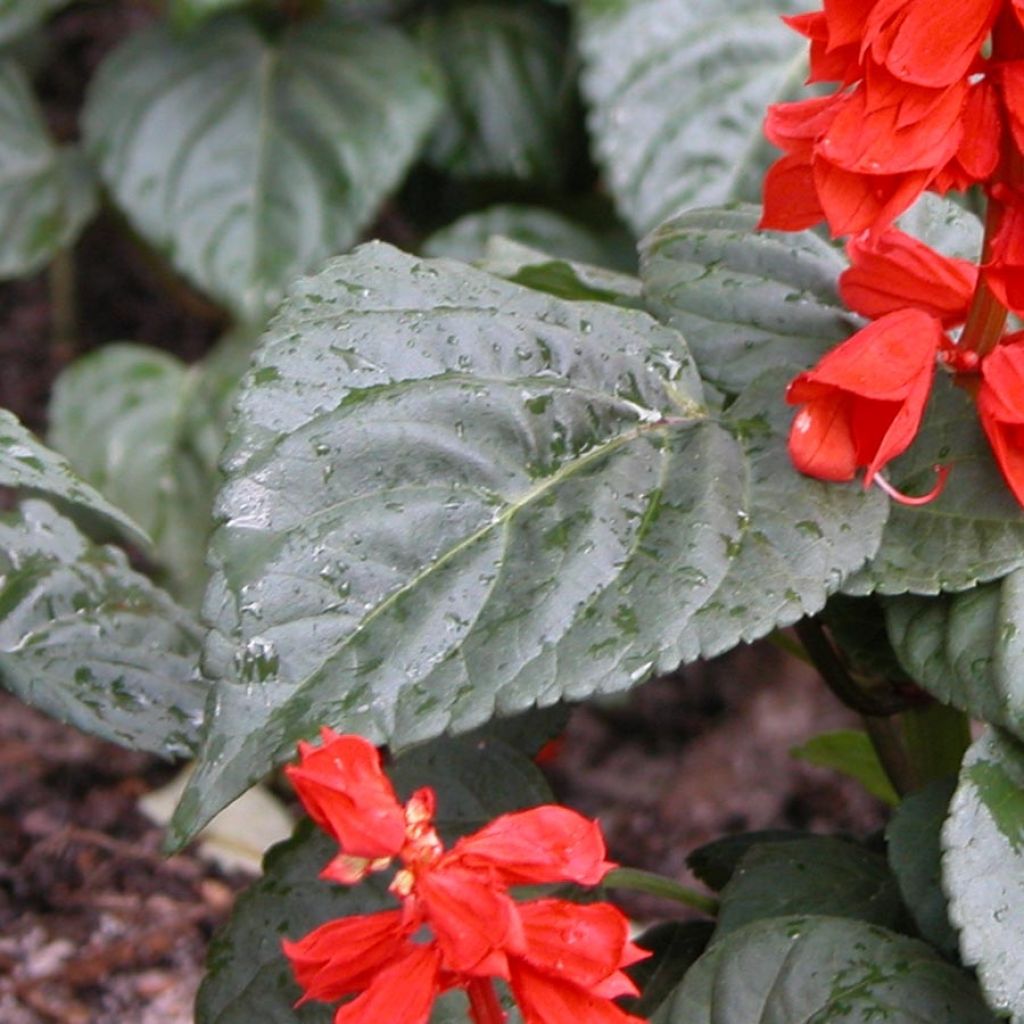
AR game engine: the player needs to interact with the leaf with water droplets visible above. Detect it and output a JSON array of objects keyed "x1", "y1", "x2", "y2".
[
  {"x1": 0, "y1": 59, "x2": 96, "y2": 279},
  {"x1": 0, "y1": 407, "x2": 146, "y2": 546},
  {"x1": 83, "y1": 14, "x2": 443, "y2": 321},
  {"x1": 170, "y1": 244, "x2": 885, "y2": 843},
  {"x1": 652, "y1": 915, "x2": 998, "y2": 1024},
  {"x1": 943, "y1": 729, "x2": 1024, "y2": 1024},
  {"x1": 0, "y1": 501, "x2": 205, "y2": 756},
  {"x1": 640, "y1": 205, "x2": 860, "y2": 394},
  {"x1": 195, "y1": 734, "x2": 549, "y2": 1024},
  {"x1": 576, "y1": 0, "x2": 807, "y2": 235}
]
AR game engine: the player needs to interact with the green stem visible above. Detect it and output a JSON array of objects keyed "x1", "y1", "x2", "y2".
[
  {"x1": 603, "y1": 868, "x2": 719, "y2": 917},
  {"x1": 959, "y1": 196, "x2": 1008, "y2": 359},
  {"x1": 861, "y1": 714, "x2": 918, "y2": 798},
  {"x1": 901, "y1": 702, "x2": 971, "y2": 785},
  {"x1": 48, "y1": 247, "x2": 77, "y2": 356},
  {"x1": 767, "y1": 628, "x2": 812, "y2": 666}
]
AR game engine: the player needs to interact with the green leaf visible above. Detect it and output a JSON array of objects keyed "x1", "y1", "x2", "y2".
[
  {"x1": 576, "y1": 0, "x2": 806, "y2": 235},
  {"x1": 418, "y1": 3, "x2": 575, "y2": 187},
  {"x1": 713, "y1": 837, "x2": 905, "y2": 939},
  {"x1": 195, "y1": 734, "x2": 550, "y2": 1024},
  {"x1": 0, "y1": 0, "x2": 72, "y2": 45},
  {"x1": 898, "y1": 193, "x2": 983, "y2": 263},
  {"x1": 169, "y1": 245, "x2": 885, "y2": 843},
  {"x1": 652, "y1": 915, "x2": 999, "y2": 1024},
  {"x1": 0, "y1": 407, "x2": 147, "y2": 546},
  {"x1": 943, "y1": 729, "x2": 1024, "y2": 1023},
  {"x1": 686, "y1": 830, "x2": 804, "y2": 892},
  {"x1": 48, "y1": 344, "x2": 221, "y2": 609},
  {"x1": 83, "y1": 15, "x2": 443, "y2": 321},
  {"x1": 628, "y1": 921, "x2": 714, "y2": 1019},
  {"x1": 167, "y1": 0, "x2": 250, "y2": 29},
  {"x1": 886, "y1": 778, "x2": 958, "y2": 957},
  {"x1": 845, "y1": 374, "x2": 1024, "y2": 595},
  {"x1": 640, "y1": 206, "x2": 861, "y2": 394},
  {"x1": 477, "y1": 237, "x2": 643, "y2": 308},
  {"x1": 0, "y1": 59, "x2": 96, "y2": 279},
  {"x1": 886, "y1": 570, "x2": 1024, "y2": 740},
  {"x1": 0, "y1": 501, "x2": 205, "y2": 757},
  {"x1": 423, "y1": 203, "x2": 635, "y2": 271},
  {"x1": 791, "y1": 729, "x2": 899, "y2": 806}
]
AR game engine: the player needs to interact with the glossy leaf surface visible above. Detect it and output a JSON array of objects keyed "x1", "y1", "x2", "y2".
[
  {"x1": 84, "y1": 15, "x2": 443, "y2": 320},
  {"x1": 0, "y1": 501, "x2": 205, "y2": 757}
]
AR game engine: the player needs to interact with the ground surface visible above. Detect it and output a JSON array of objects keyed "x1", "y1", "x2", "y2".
[{"x1": 1, "y1": 5, "x2": 885, "y2": 1019}]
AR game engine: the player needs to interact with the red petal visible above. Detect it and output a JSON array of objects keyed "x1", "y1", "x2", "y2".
[
  {"x1": 451, "y1": 806, "x2": 614, "y2": 886},
  {"x1": 286, "y1": 731, "x2": 408, "y2": 863},
  {"x1": 813, "y1": 161, "x2": 932, "y2": 235},
  {"x1": 841, "y1": 228, "x2": 977, "y2": 326},
  {"x1": 332, "y1": 944, "x2": 442, "y2": 1024},
  {"x1": 759, "y1": 154, "x2": 826, "y2": 232},
  {"x1": 508, "y1": 961, "x2": 646, "y2": 1024},
  {"x1": 788, "y1": 393, "x2": 859, "y2": 481},
  {"x1": 980, "y1": 346, "x2": 1024, "y2": 505}
]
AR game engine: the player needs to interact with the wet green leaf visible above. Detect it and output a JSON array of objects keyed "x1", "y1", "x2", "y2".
[
  {"x1": 628, "y1": 921, "x2": 714, "y2": 1018},
  {"x1": 170, "y1": 245, "x2": 884, "y2": 843},
  {"x1": 195, "y1": 734, "x2": 549, "y2": 1024},
  {"x1": 640, "y1": 206, "x2": 860, "y2": 394},
  {"x1": 418, "y1": 3, "x2": 575, "y2": 187},
  {"x1": 84, "y1": 14, "x2": 443, "y2": 320},
  {"x1": 943, "y1": 729, "x2": 1024, "y2": 1023},
  {"x1": 652, "y1": 915, "x2": 998, "y2": 1024},
  {"x1": 713, "y1": 837, "x2": 905, "y2": 939},
  {"x1": 0, "y1": 59, "x2": 96, "y2": 279},
  {"x1": 0, "y1": 501, "x2": 205, "y2": 757},
  {"x1": 0, "y1": 407, "x2": 146, "y2": 545},
  {"x1": 576, "y1": 0, "x2": 806, "y2": 234}
]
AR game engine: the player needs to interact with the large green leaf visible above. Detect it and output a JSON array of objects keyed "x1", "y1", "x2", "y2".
[
  {"x1": 713, "y1": 837, "x2": 905, "y2": 939},
  {"x1": 83, "y1": 15, "x2": 443, "y2": 321},
  {"x1": 886, "y1": 571, "x2": 1024, "y2": 741},
  {"x1": 0, "y1": 0, "x2": 72, "y2": 44},
  {"x1": 0, "y1": 501, "x2": 205, "y2": 757},
  {"x1": 887, "y1": 778, "x2": 958, "y2": 958},
  {"x1": 418, "y1": 3, "x2": 575, "y2": 187},
  {"x1": 640, "y1": 206, "x2": 860, "y2": 394},
  {"x1": 845, "y1": 374, "x2": 1024, "y2": 595},
  {"x1": 943, "y1": 729, "x2": 1024, "y2": 1023},
  {"x1": 576, "y1": 0, "x2": 806, "y2": 235},
  {"x1": 169, "y1": 244, "x2": 886, "y2": 843},
  {"x1": 167, "y1": 0, "x2": 250, "y2": 28},
  {"x1": 195, "y1": 734, "x2": 550, "y2": 1024},
  {"x1": 0, "y1": 59, "x2": 96, "y2": 279},
  {"x1": 652, "y1": 915, "x2": 998, "y2": 1024},
  {"x1": 48, "y1": 344, "x2": 222, "y2": 609},
  {"x1": 0, "y1": 407, "x2": 146, "y2": 545}
]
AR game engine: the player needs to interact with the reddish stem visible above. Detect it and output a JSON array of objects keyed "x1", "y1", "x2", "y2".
[
  {"x1": 466, "y1": 979, "x2": 507, "y2": 1024},
  {"x1": 958, "y1": 197, "x2": 1008, "y2": 359}
]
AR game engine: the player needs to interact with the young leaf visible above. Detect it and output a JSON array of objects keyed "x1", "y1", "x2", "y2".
[
  {"x1": 640, "y1": 206, "x2": 860, "y2": 394},
  {"x1": 887, "y1": 778, "x2": 958, "y2": 958},
  {"x1": 195, "y1": 735, "x2": 550, "y2": 1024},
  {"x1": 0, "y1": 59, "x2": 96, "y2": 279},
  {"x1": 845, "y1": 374, "x2": 1024, "y2": 595},
  {"x1": 48, "y1": 344, "x2": 221, "y2": 609},
  {"x1": 576, "y1": 0, "x2": 806, "y2": 234},
  {"x1": 712, "y1": 837, "x2": 906, "y2": 939},
  {"x1": 83, "y1": 15, "x2": 443, "y2": 321},
  {"x1": 791, "y1": 730, "x2": 900, "y2": 806},
  {"x1": 886, "y1": 573, "x2": 1024, "y2": 742},
  {"x1": 417, "y1": 3, "x2": 575, "y2": 187},
  {"x1": 652, "y1": 915, "x2": 999, "y2": 1024},
  {"x1": 0, "y1": 0, "x2": 72, "y2": 45},
  {"x1": 943, "y1": 729, "x2": 1024, "y2": 1024},
  {"x1": 0, "y1": 501, "x2": 205, "y2": 757},
  {"x1": 169, "y1": 244, "x2": 886, "y2": 844},
  {"x1": 0, "y1": 407, "x2": 147, "y2": 545}
]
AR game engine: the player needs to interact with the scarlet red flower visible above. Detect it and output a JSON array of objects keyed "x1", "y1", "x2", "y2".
[
  {"x1": 786, "y1": 308, "x2": 944, "y2": 486},
  {"x1": 978, "y1": 341, "x2": 1024, "y2": 504},
  {"x1": 841, "y1": 228, "x2": 978, "y2": 326},
  {"x1": 282, "y1": 730, "x2": 647, "y2": 1024}
]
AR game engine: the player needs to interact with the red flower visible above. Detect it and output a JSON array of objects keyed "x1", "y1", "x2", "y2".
[
  {"x1": 786, "y1": 308, "x2": 943, "y2": 487},
  {"x1": 840, "y1": 228, "x2": 978, "y2": 326},
  {"x1": 979, "y1": 341, "x2": 1024, "y2": 504},
  {"x1": 282, "y1": 731, "x2": 647, "y2": 1024}
]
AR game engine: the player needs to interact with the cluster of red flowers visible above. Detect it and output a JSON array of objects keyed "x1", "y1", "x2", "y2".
[
  {"x1": 281, "y1": 728, "x2": 647, "y2": 1024},
  {"x1": 762, "y1": 0, "x2": 1024, "y2": 505}
]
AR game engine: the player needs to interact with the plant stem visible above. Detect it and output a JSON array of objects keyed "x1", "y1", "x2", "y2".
[
  {"x1": 901, "y1": 702, "x2": 971, "y2": 784},
  {"x1": 466, "y1": 979, "x2": 506, "y2": 1024},
  {"x1": 49, "y1": 248, "x2": 77, "y2": 357},
  {"x1": 959, "y1": 197, "x2": 1008, "y2": 359},
  {"x1": 603, "y1": 868, "x2": 719, "y2": 916},
  {"x1": 861, "y1": 714, "x2": 918, "y2": 798}
]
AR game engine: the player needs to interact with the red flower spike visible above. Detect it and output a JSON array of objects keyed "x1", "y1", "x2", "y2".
[
  {"x1": 285, "y1": 728, "x2": 407, "y2": 864},
  {"x1": 979, "y1": 343, "x2": 1024, "y2": 505},
  {"x1": 841, "y1": 228, "x2": 977, "y2": 326},
  {"x1": 786, "y1": 308, "x2": 944, "y2": 486},
  {"x1": 450, "y1": 806, "x2": 615, "y2": 887}
]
